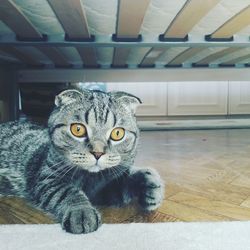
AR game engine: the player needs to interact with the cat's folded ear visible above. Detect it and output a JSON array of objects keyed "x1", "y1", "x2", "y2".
[
  {"x1": 110, "y1": 91, "x2": 142, "y2": 114},
  {"x1": 55, "y1": 89, "x2": 83, "y2": 107},
  {"x1": 55, "y1": 89, "x2": 90, "y2": 107}
]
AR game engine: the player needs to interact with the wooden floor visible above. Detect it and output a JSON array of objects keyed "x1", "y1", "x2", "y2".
[{"x1": 2, "y1": 128, "x2": 250, "y2": 224}]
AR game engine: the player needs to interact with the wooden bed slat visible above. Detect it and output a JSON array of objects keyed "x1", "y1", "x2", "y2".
[
  {"x1": 114, "y1": 0, "x2": 150, "y2": 67},
  {"x1": 76, "y1": 47, "x2": 98, "y2": 67},
  {"x1": 112, "y1": 48, "x2": 131, "y2": 67},
  {"x1": 163, "y1": 0, "x2": 220, "y2": 39},
  {"x1": 47, "y1": 0, "x2": 90, "y2": 39},
  {"x1": 0, "y1": 0, "x2": 43, "y2": 40},
  {"x1": 195, "y1": 48, "x2": 241, "y2": 65},
  {"x1": 37, "y1": 47, "x2": 70, "y2": 67},
  {"x1": 76, "y1": 48, "x2": 98, "y2": 67},
  {"x1": 210, "y1": 6, "x2": 250, "y2": 39},
  {"x1": 140, "y1": 48, "x2": 167, "y2": 66},
  {"x1": 0, "y1": 47, "x2": 42, "y2": 66},
  {"x1": 222, "y1": 54, "x2": 250, "y2": 65},
  {"x1": 167, "y1": 47, "x2": 205, "y2": 65},
  {"x1": 48, "y1": 0, "x2": 98, "y2": 67},
  {"x1": 116, "y1": 0, "x2": 150, "y2": 38}
]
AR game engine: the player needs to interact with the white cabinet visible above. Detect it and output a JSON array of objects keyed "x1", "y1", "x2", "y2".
[
  {"x1": 167, "y1": 82, "x2": 228, "y2": 116},
  {"x1": 229, "y1": 82, "x2": 250, "y2": 114},
  {"x1": 106, "y1": 82, "x2": 167, "y2": 116},
  {"x1": 106, "y1": 82, "x2": 250, "y2": 117}
]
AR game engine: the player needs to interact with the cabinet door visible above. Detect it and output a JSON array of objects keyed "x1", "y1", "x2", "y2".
[
  {"x1": 106, "y1": 82, "x2": 167, "y2": 116},
  {"x1": 168, "y1": 82, "x2": 228, "y2": 115},
  {"x1": 229, "y1": 82, "x2": 250, "y2": 114}
]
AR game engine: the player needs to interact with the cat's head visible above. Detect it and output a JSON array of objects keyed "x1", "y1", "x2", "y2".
[{"x1": 48, "y1": 88, "x2": 141, "y2": 173}]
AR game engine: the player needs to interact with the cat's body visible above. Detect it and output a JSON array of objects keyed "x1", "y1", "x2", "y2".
[
  {"x1": 0, "y1": 89, "x2": 164, "y2": 234},
  {"x1": 0, "y1": 121, "x2": 48, "y2": 197}
]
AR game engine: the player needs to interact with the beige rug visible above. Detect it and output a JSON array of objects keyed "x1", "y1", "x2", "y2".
[{"x1": 1, "y1": 221, "x2": 250, "y2": 250}]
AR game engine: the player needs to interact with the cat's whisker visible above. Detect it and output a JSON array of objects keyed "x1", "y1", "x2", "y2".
[
  {"x1": 115, "y1": 166, "x2": 130, "y2": 178},
  {"x1": 109, "y1": 167, "x2": 124, "y2": 182},
  {"x1": 71, "y1": 167, "x2": 79, "y2": 181},
  {"x1": 46, "y1": 162, "x2": 68, "y2": 177},
  {"x1": 58, "y1": 165, "x2": 75, "y2": 181},
  {"x1": 47, "y1": 165, "x2": 73, "y2": 183},
  {"x1": 41, "y1": 163, "x2": 69, "y2": 184},
  {"x1": 35, "y1": 163, "x2": 72, "y2": 194},
  {"x1": 110, "y1": 170, "x2": 120, "y2": 183},
  {"x1": 48, "y1": 160, "x2": 65, "y2": 171},
  {"x1": 41, "y1": 167, "x2": 66, "y2": 184}
]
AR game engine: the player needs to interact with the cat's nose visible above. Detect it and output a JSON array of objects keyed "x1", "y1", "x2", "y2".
[{"x1": 90, "y1": 151, "x2": 104, "y2": 160}]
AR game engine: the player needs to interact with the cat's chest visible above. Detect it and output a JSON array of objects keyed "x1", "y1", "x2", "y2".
[{"x1": 76, "y1": 174, "x2": 108, "y2": 198}]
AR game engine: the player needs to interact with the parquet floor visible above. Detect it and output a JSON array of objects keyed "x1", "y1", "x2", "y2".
[{"x1": 2, "y1": 129, "x2": 250, "y2": 224}]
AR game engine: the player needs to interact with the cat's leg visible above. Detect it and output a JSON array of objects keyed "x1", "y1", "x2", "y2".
[
  {"x1": 94, "y1": 167, "x2": 164, "y2": 211},
  {"x1": 93, "y1": 174, "x2": 133, "y2": 207},
  {"x1": 30, "y1": 182, "x2": 101, "y2": 234},
  {"x1": 129, "y1": 167, "x2": 164, "y2": 211}
]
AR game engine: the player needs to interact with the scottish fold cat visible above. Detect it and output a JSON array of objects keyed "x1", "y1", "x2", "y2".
[{"x1": 0, "y1": 89, "x2": 164, "y2": 234}]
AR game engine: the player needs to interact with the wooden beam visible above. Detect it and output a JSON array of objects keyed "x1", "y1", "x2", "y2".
[
  {"x1": 167, "y1": 47, "x2": 205, "y2": 65},
  {"x1": 0, "y1": 0, "x2": 43, "y2": 40},
  {"x1": 112, "y1": 48, "x2": 131, "y2": 67},
  {"x1": 0, "y1": 46, "x2": 42, "y2": 66},
  {"x1": 47, "y1": 0, "x2": 90, "y2": 39},
  {"x1": 116, "y1": 0, "x2": 150, "y2": 38},
  {"x1": 210, "y1": 6, "x2": 250, "y2": 39},
  {"x1": 37, "y1": 47, "x2": 70, "y2": 67},
  {"x1": 140, "y1": 48, "x2": 167, "y2": 67},
  {"x1": 18, "y1": 68, "x2": 250, "y2": 83},
  {"x1": 195, "y1": 48, "x2": 242, "y2": 65},
  {"x1": 163, "y1": 0, "x2": 220, "y2": 39}
]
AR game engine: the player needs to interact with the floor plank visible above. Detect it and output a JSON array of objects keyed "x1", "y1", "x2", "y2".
[
  {"x1": 169, "y1": 192, "x2": 250, "y2": 220},
  {"x1": 158, "y1": 199, "x2": 232, "y2": 222}
]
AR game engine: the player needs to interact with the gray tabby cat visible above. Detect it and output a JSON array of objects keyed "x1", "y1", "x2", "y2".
[{"x1": 0, "y1": 89, "x2": 164, "y2": 234}]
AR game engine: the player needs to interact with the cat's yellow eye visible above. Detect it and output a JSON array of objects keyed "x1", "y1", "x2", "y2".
[
  {"x1": 110, "y1": 127, "x2": 125, "y2": 141},
  {"x1": 70, "y1": 123, "x2": 87, "y2": 138}
]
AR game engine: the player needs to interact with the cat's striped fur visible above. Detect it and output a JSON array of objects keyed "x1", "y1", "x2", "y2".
[{"x1": 0, "y1": 89, "x2": 164, "y2": 234}]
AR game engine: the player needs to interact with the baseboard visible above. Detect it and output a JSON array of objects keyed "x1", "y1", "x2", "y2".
[{"x1": 138, "y1": 118, "x2": 250, "y2": 131}]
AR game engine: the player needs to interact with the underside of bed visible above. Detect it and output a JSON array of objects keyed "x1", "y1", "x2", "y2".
[{"x1": 0, "y1": 0, "x2": 250, "y2": 72}]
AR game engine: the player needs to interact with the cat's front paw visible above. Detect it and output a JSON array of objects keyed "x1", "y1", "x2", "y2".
[
  {"x1": 137, "y1": 168, "x2": 164, "y2": 211},
  {"x1": 62, "y1": 205, "x2": 101, "y2": 234}
]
